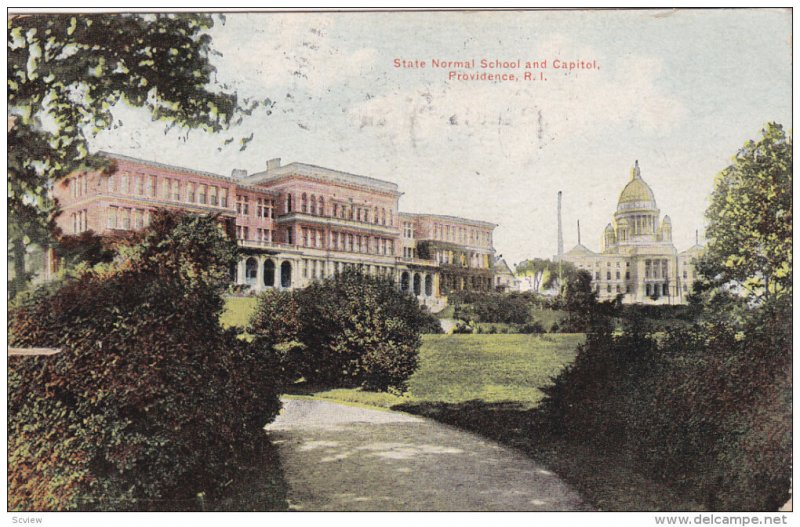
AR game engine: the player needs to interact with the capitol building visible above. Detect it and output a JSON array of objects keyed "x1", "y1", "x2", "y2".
[{"x1": 561, "y1": 161, "x2": 704, "y2": 305}]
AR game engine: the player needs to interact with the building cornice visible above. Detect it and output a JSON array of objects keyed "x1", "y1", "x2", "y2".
[{"x1": 246, "y1": 163, "x2": 402, "y2": 196}]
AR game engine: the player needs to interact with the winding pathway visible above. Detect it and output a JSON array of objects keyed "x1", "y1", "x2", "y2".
[{"x1": 265, "y1": 398, "x2": 590, "y2": 511}]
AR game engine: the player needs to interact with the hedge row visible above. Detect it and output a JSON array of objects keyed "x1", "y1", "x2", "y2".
[
  {"x1": 539, "y1": 301, "x2": 791, "y2": 511},
  {"x1": 8, "y1": 212, "x2": 282, "y2": 511}
]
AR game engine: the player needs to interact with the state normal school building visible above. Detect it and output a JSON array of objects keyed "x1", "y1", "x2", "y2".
[{"x1": 54, "y1": 152, "x2": 499, "y2": 312}]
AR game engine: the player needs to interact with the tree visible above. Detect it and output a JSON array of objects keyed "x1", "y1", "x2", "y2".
[
  {"x1": 515, "y1": 258, "x2": 577, "y2": 293},
  {"x1": 701, "y1": 123, "x2": 792, "y2": 302},
  {"x1": 8, "y1": 211, "x2": 281, "y2": 510},
  {"x1": 8, "y1": 13, "x2": 269, "y2": 297},
  {"x1": 561, "y1": 269, "x2": 600, "y2": 331}
]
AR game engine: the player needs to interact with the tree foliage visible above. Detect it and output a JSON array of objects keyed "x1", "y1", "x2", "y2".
[
  {"x1": 8, "y1": 211, "x2": 281, "y2": 511},
  {"x1": 7, "y1": 13, "x2": 269, "y2": 296},
  {"x1": 250, "y1": 269, "x2": 438, "y2": 391},
  {"x1": 702, "y1": 123, "x2": 792, "y2": 302},
  {"x1": 515, "y1": 258, "x2": 577, "y2": 293}
]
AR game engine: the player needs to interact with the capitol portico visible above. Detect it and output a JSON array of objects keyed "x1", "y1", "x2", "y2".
[{"x1": 561, "y1": 161, "x2": 704, "y2": 305}]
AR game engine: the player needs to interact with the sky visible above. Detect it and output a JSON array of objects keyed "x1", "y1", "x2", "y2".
[{"x1": 89, "y1": 9, "x2": 792, "y2": 267}]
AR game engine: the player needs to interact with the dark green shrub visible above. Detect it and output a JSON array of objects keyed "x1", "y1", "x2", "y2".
[
  {"x1": 549, "y1": 322, "x2": 560, "y2": 333},
  {"x1": 282, "y1": 268, "x2": 426, "y2": 391},
  {"x1": 463, "y1": 293, "x2": 531, "y2": 324},
  {"x1": 519, "y1": 321, "x2": 545, "y2": 334},
  {"x1": 249, "y1": 289, "x2": 305, "y2": 380},
  {"x1": 8, "y1": 211, "x2": 282, "y2": 511},
  {"x1": 539, "y1": 300, "x2": 791, "y2": 510},
  {"x1": 451, "y1": 321, "x2": 474, "y2": 334}
]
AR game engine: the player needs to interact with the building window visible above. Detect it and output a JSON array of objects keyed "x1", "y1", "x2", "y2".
[
  {"x1": 301, "y1": 193, "x2": 308, "y2": 213},
  {"x1": 221, "y1": 188, "x2": 229, "y2": 208},
  {"x1": 616, "y1": 271, "x2": 620, "y2": 280},
  {"x1": 198, "y1": 184, "x2": 207, "y2": 205},
  {"x1": 210, "y1": 186, "x2": 218, "y2": 206},
  {"x1": 606, "y1": 271, "x2": 611, "y2": 280},
  {"x1": 187, "y1": 182, "x2": 195, "y2": 203},
  {"x1": 310, "y1": 194, "x2": 317, "y2": 215},
  {"x1": 625, "y1": 271, "x2": 630, "y2": 280},
  {"x1": 319, "y1": 196, "x2": 325, "y2": 216},
  {"x1": 107, "y1": 174, "x2": 115, "y2": 193},
  {"x1": 607, "y1": 285, "x2": 612, "y2": 293},
  {"x1": 107, "y1": 206, "x2": 117, "y2": 229},
  {"x1": 171, "y1": 180, "x2": 180, "y2": 201},
  {"x1": 663, "y1": 283, "x2": 669, "y2": 296}
]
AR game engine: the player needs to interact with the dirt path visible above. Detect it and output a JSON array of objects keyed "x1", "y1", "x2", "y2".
[{"x1": 265, "y1": 398, "x2": 590, "y2": 511}]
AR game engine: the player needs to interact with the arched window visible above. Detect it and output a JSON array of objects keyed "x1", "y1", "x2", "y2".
[
  {"x1": 318, "y1": 196, "x2": 325, "y2": 216},
  {"x1": 301, "y1": 193, "x2": 308, "y2": 213},
  {"x1": 374, "y1": 206, "x2": 379, "y2": 224},
  {"x1": 413, "y1": 273, "x2": 422, "y2": 296},
  {"x1": 281, "y1": 261, "x2": 292, "y2": 288},
  {"x1": 286, "y1": 194, "x2": 293, "y2": 212},
  {"x1": 381, "y1": 208, "x2": 386, "y2": 225},
  {"x1": 264, "y1": 259, "x2": 275, "y2": 287},
  {"x1": 400, "y1": 272, "x2": 410, "y2": 293},
  {"x1": 425, "y1": 275, "x2": 433, "y2": 296},
  {"x1": 310, "y1": 194, "x2": 316, "y2": 215},
  {"x1": 245, "y1": 257, "x2": 258, "y2": 286}
]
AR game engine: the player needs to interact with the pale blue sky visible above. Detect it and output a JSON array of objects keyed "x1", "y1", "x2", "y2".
[{"x1": 90, "y1": 9, "x2": 792, "y2": 266}]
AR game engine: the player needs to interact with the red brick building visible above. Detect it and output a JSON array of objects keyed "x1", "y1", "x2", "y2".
[{"x1": 53, "y1": 152, "x2": 500, "y2": 311}]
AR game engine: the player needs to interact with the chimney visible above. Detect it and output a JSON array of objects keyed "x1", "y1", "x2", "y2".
[
  {"x1": 578, "y1": 219, "x2": 581, "y2": 245},
  {"x1": 557, "y1": 191, "x2": 564, "y2": 260},
  {"x1": 266, "y1": 158, "x2": 281, "y2": 171},
  {"x1": 231, "y1": 169, "x2": 248, "y2": 179}
]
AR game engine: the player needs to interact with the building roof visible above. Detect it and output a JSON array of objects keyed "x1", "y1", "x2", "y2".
[
  {"x1": 618, "y1": 160, "x2": 656, "y2": 208},
  {"x1": 246, "y1": 161, "x2": 401, "y2": 195},
  {"x1": 403, "y1": 212, "x2": 498, "y2": 229},
  {"x1": 98, "y1": 151, "x2": 233, "y2": 183},
  {"x1": 493, "y1": 257, "x2": 514, "y2": 275},
  {"x1": 97, "y1": 151, "x2": 279, "y2": 195},
  {"x1": 564, "y1": 243, "x2": 598, "y2": 257}
]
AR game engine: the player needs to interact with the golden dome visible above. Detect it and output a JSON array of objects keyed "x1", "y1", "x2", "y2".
[{"x1": 618, "y1": 161, "x2": 656, "y2": 208}]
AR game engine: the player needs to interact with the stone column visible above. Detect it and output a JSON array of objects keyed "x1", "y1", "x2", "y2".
[
  {"x1": 237, "y1": 258, "x2": 246, "y2": 285},
  {"x1": 256, "y1": 255, "x2": 265, "y2": 292},
  {"x1": 275, "y1": 259, "x2": 283, "y2": 289}
]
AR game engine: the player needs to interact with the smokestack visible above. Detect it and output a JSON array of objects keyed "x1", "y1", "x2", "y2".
[
  {"x1": 578, "y1": 219, "x2": 581, "y2": 245},
  {"x1": 696, "y1": 229, "x2": 699, "y2": 245},
  {"x1": 557, "y1": 191, "x2": 564, "y2": 260}
]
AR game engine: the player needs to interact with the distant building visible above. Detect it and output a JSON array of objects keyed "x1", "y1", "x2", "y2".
[
  {"x1": 52, "y1": 152, "x2": 500, "y2": 312},
  {"x1": 562, "y1": 161, "x2": 704, "y2": 305},
  {"x1": 493, "y1": 257, "x2": 520, "y2": 292}
]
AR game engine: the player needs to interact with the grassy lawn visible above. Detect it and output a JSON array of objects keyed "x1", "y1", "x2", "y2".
[{"x1": 288, "y1": 333, "x2": 584, "y2": 410}]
